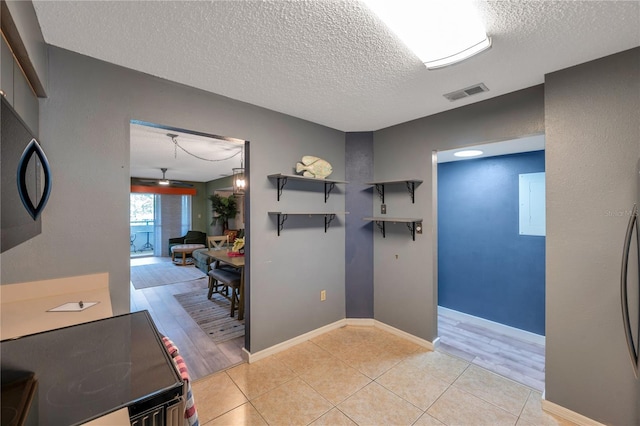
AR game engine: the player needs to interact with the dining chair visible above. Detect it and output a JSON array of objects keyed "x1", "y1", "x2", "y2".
[
  {"x1": 207, "y1": 267, "x2": 242, "y2": 318},
  {"x1": 207, "y1": 235, "x2": 228, "y2": 250}
]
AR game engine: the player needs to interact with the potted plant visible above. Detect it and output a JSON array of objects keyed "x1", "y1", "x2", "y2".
[{"x1": 209, "y1": 194, "x2": 238, "y2": 233}]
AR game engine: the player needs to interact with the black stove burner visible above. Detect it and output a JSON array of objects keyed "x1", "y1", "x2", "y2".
[{"x1": 46, "y1": 362, "x2": 132, "y2": 407}]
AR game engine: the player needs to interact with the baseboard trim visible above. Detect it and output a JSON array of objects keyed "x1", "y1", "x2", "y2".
[
  {"x1": 541, "y1": 397, "x2": 605, "y2": 426},
  {"x1": 244, "y1": 318, "x2": 437, "y2": 363},
  {"x1": 432, "y1": 336, "x2": 441, "y2": 348},
  {"x1": 345, "y1": 318, "x2": 375, "y2": 327},
  {"x1": 245, "y1": 319, "x2": 347, "y2": 363},
  {"x1": 438, "y1": 306, "x2": 545, "y2": 346},
  {"x1": 373, "y1": 320, "x2": 435, "y2": 350},
  {"x1": 241, "y1": 347, "x2": 251, "y2": 363}
]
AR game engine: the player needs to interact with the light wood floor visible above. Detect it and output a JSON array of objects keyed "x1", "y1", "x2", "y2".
[
  {"x1": 130, "y1": 256, "x2": 245, "y2": 381},
  {"x1": 437, "y1": 308, "x2": 546, "y2": 392}
]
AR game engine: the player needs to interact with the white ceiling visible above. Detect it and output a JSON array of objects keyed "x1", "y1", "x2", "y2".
[
  {"x1": 129, "y1": 122, "x2": 244, "y2": 182},
  {"x1": 31, "y1": 1, "x2": 639, "y2": 181},
  {"x1": 437, "y1": 134, "x2": 545, "y2": 163}
]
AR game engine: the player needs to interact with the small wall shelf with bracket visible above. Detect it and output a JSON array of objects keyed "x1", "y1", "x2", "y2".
[
  {"x1": 365, "y1": 179, "x2": 423, "y2": 204},
  {"x1": 268, "y1": 174, "x2": 348, "y2": 202},
  {"x1": 268, "y1": 212, "x2": 349, "y2": 235},
  {"x1": 363, "y1": 217, "x2": 423, "y2": 241}
]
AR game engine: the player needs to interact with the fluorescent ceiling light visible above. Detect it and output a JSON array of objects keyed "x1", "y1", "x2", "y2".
[
  {"x1": 426, "y1": 38, "x2": 491, "y2": 69},
  {"x1": 453, "y1": 149, "x2": 483, "y2": 158},
  {"x1": 362, "y1": 0, "x2": 491, "y2": 69}
]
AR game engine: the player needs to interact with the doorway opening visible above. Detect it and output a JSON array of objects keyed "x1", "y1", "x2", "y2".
[
  {"x1": 129, "y1": 120, "x2": 248, "y2": 379},
  {"x1": 434, "y1": 134, "x2": 546, "y2": 391}
]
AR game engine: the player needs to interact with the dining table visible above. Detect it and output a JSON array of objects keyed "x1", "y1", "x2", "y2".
[{"x1": 205, "y1": 250, "x2": 245, "y2": 320}]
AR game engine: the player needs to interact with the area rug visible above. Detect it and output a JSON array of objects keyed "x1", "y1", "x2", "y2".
[
  {"x1": 174, "y1": 288, "x2": 244, "y2": 344},
  {"x1": 131, "y1": 262, "x2": 206, "y2": 289}
]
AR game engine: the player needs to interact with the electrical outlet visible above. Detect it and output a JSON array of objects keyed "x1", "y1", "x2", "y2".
[
  {"x1": 320, "y1": 290, "x2": 326, "y2": 301},
  {"x1": 381, "y1": 204, "x2": 387, "y2": 214}
]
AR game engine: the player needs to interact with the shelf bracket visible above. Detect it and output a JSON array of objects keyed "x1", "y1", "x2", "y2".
[
  {"x1": 406, "y1": 181, "x2": 416, "y2": 203},
  {"x1": 407, "y1": 221, "x2": 417, "y2": 241},
  {"x1": 276, "y1": 176, "x2": 288, "y2": 201},
  {"x1": 373, "y1": 220, "x2": 386, "y2": 238},
  {"x1": 324, "y1": 182, "x2": 336, "y2": 203},
  {"x1": 324, "y1": 213, "x2": 336, "y2": 232},
  {"x1": 374, "y1": 184, "x2": 385, "y2": 204},
  {"x1": 276, "y1": 213, "x2": 288, "y2": 236}
]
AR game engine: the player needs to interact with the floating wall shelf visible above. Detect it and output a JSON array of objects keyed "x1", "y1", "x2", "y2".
[
  {"x1": 365, "y1": 179, "x2": 423, "y2": 204},
  {"x1": 269, "y1": 211, "x2": 349, "y2": 235},
  {"x1": 268, "y1": 174, "x2": 348, "y2": 202},
  {"x1": 363, "y1": 217, "x2": 423, "y2": 241}
]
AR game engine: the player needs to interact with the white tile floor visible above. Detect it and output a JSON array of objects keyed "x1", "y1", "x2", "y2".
[{"x1": 191, "y1": 326, "x2": 575, "y2": 426}]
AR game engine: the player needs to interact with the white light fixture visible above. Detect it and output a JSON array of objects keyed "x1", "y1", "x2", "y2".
[
  {"x1": 453, "y1": 149, "x2": 483, "y2": 158},
  {"x1": 232, "y1": 151, "x2": 245, "y2": 195},
  {"x1": 159, "y1": 168, "x2": 170, "y2": 185},
  {"x1": 362, "y1": 0, "x2": 491, "y2": 69}
]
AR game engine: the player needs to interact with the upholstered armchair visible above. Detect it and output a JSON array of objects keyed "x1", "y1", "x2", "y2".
[{"x1": 167, "y1": 231, "x2": 207, "y2": 254}]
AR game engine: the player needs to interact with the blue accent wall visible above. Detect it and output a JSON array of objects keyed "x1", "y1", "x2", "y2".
[
  {"x1": 345, "y1": 132, "x2": 374, "y2": 318},
  {"x1": 438, "y1": 150, "x2": 545, "y2": 335}
]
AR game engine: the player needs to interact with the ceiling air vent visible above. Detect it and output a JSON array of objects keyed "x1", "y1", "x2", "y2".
[{"x1": 443, "y1": 83, "x2": 489, "y2": 102}]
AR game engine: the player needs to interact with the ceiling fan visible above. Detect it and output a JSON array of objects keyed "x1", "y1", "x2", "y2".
[{"x1": 136, "y1": 168, "x2": 194, "y2": 188}]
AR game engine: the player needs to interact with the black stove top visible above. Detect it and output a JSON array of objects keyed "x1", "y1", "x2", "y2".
[{"x1": 1, "y1": 311, "x2": 182, "y2": 425}]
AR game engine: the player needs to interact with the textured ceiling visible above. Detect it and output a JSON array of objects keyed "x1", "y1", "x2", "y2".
[
  {"x1": 32, "y1": 1, "x2": 640, "y2": 133},
  {"x1": 31, "y1": 1, "x2": 639, "y2": 182}
]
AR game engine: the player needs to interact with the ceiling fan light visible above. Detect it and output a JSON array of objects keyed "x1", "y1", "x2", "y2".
[{"x1": 159, "y1": 168, "x2": 170, "y2": 185}]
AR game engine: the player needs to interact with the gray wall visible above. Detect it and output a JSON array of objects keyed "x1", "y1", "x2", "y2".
[
  {"x1": 190, "y1": 182, "x2": 209, "y2": 235},
  {"x1": 0, "y1": 46, "x2": 346, "y2": 353},
  {"x1": 372, "y1": 85, "x2": 545, "y2": 342},
  {"x1": 545, "y1": 48, "x2": 640, "y2": 425}
]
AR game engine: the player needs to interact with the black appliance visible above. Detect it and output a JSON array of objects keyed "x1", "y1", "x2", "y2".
[
  {"x1": 621, "y1": 163, "x2": 640, "y2": 379},
  {"x1": 1, "y1": 95, "x2": 52, "y2": 253},
  {"x1": 0, "y1": 311, "x2": 183, "y2": 425}
]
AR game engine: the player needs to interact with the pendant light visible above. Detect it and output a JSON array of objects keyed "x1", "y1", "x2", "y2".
[{"x1": 232, "y1": 151, "x2": 245, "y2": 195}]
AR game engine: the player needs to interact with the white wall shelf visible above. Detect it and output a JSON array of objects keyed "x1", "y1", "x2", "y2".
[
  {"x1": 268, "y1": 173, "x2": 348, "y2": 202},
  {"x1": 268, "y1": 211, "x2": 349, "y2": 235},
  {"x1": 363, "y1": 217, "x2": 423, "y2": 240}
]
